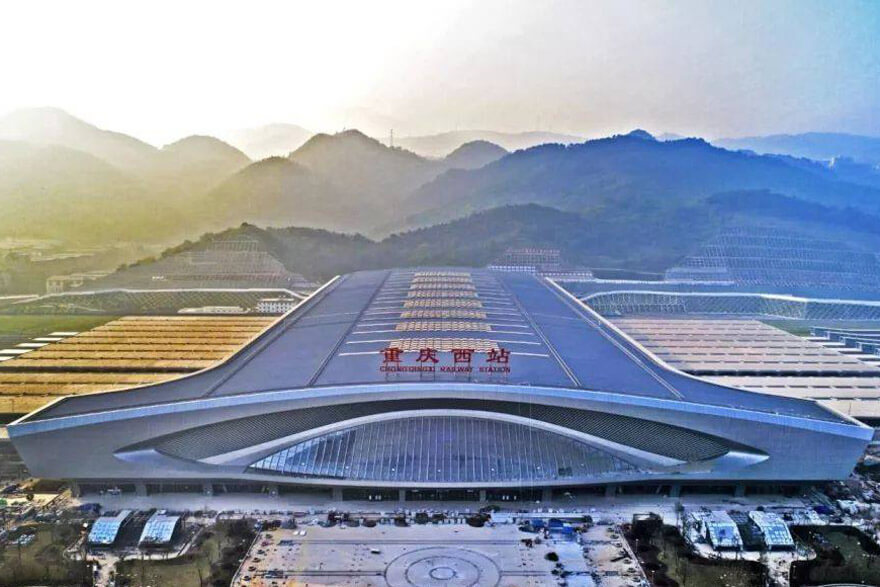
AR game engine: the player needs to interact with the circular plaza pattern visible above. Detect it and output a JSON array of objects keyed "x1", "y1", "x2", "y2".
[{"x1": 385, "y1": 547, "x2": 501, "y2": 587}]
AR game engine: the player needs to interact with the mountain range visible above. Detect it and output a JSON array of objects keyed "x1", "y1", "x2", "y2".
[
  {"x1": 402, "y1": 130, "x2": 880, "y2": 227},
  {"x1": 0, "y1": 107, "x2": 251, "y2": 178},
  {"x1": 0, "y1": 110, "x2": 254, "y2": 242},
  {"x1": 215, "y1": 125, "x2": 575, "y2": 160},
  {"x1": 204, "y1": 131, "x2": 511, "y2": 234},
  {"x1": 104, "y1": 192, "x2": 880, "y2": 288},
  {"x1": 0, "y1": 107, "x2": 159, "y2": 172},
  {"x1": 3, "y1": 107, "x2": 880, "y2": 278}
]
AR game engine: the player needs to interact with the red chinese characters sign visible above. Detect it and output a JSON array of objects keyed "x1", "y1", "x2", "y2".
[{"x1": 380, "y1": 347, "x2": 511, "y2": 373}]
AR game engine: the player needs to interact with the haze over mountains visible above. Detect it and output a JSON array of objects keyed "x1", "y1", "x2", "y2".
[
  {"x1": 443, "y1": 141, "x2": 510, "y2": 170},
  {"x1": 0, "y1": 107, "x2": 158, "y2": 172},
  {"x1": 219, "y1": 123, "x2": 313, "y2": 160},
  {"x1": 105, "y1": 193, "x2": 880, "y2": 289},
  {"x1": 393, "y1": 130, "x2": 583, "y2": 158},
  {"x1": 219, "y1": 124, "x2": 575, "y2": 160},
  {"x1": 0, "y1": 108, "x2": 253, "y2": 241},
  {"x1": 205, "y1": 130, "x2": 512, "y2": 234},
  {"x1": 3, "y1": 106, "x2": 880, "y2": 278},
  {"x1": 405, "y1": 130, "x2": 880, "y2": 227},
  {"x1": 714, "y1": 133, "x2": 880, "y2": 166},
  {"x1": 0, "y1": 107, "x2": 252, "y2": 177}
]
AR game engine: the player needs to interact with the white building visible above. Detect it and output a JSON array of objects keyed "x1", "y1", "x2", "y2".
[
  {"x1": 46, "y1": 270, "x2": 112, "y2": 294},
  {"x1": 177, "y1": 306, "x2": 247, "y2": 315},
  {"x1": 256, "y1": 297, "x2": 298, "y2": 314}
]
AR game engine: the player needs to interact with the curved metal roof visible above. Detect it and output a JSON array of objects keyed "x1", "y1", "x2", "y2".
[{"x1": 21, "y1": 268, "x2": 853, "y2": 425}]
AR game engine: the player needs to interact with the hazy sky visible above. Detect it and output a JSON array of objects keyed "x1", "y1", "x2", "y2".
[{"x1": 1, "y1": 0, "x2": 878, "y2": 144}]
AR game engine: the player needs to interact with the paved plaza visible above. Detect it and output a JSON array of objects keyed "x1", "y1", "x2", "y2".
[{"x1": 233, "y1": 523, "x2": 591, "y2": 587}]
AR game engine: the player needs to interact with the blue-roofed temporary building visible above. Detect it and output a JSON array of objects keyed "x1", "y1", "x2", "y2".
[
  {"x1": 6, "y1": 268, "x2": 873, "y2": 496},
  {"x1": 697, "y1": 511, "x2": 743, "y2": 550},
  {"x1": 87, "y1": 510, "x2": 131, "y2": 546},
  {"x1": 138, "y1": 512, "x2": 180, "y2": 546},
  {"x1": 748, "y1": 511, "x2": 794, "y2": 549}
]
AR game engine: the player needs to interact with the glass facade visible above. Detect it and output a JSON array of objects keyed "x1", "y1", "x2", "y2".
[{"x1": 248, "y1": 416, "x2": 638, "y2": 483}]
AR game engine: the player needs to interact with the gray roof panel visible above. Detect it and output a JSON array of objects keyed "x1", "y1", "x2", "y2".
[{"x1": 23, "y1": 268, "x2": 849, "y2": 424}]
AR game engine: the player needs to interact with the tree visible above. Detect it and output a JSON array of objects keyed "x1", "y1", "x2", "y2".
[
  {"x1": 78, "y1": 531, "x2": 90, "y2": 586},
  {"x1": 722, "y1": 563, "x2": 749, "y2": 587},
  {"x1": 203, "y1": 539, "x2": 219, "y2": 565},
  {"x1": 678, "y1": 556, "x2": 690, "y2": 585}
]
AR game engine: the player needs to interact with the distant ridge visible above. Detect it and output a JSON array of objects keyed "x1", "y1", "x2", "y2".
[
  {"x1": 443, "y1": 140, "x2": 508, "y2": 169},
  {"x1": 157, "y1": 135, "x2": 251, "y2": 192},
  {"x1": 404, "y1": 131, "x2": 880, "y2": 227},
  {"x1": 623, "y1": 129, "x2": 656, "y2": 140},
  {"x1": 289, "y1": 129, "x2": 444, "y2": 208},
  {"x1": 205, "y1": 156, "x2": 350, "y2": 231},
  {"x1": 714, "y1": 132, "x2": 880, "y2": 165},
  {"x1": 161, "y1": 135, "x2": 249, "y2": 163},
  {"x1": 99, "y1": 195, "x2": 880, "y2": 284},
  {"x1": 0, "y1": 107, "x2": 158, "y2": 171},
  {"x1": 203, "y1": 132, "x2": 507, "y2": 234},
  {"x1": 0, "y1": 108, "x2": 255, "y2": 242},
  {"x1": 394, "y1": 129, "x2": 584, "y2": 157}
]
